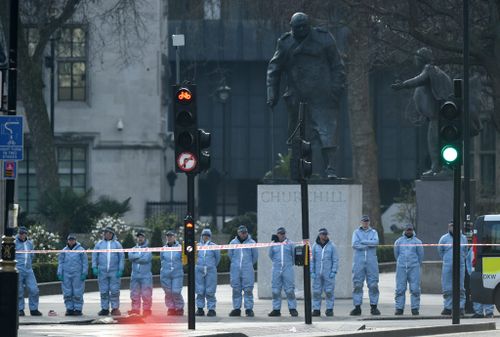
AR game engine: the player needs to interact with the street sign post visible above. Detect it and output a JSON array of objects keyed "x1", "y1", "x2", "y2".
[{"x1": 0, "y1": 115, "x2": 23, "y2": 161}]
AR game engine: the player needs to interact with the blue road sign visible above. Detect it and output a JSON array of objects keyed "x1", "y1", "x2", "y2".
[{"x1": 0, "y1": 116, "x2": 23, "y2": 160}]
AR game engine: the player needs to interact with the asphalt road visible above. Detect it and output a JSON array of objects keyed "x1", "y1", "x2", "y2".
[{"x1": 17, "y1": 272, "x2": 498, "y2": 337}]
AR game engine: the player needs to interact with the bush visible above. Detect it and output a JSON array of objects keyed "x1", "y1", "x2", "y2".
[
  {"x1": 28, "y1": 224, "x2": 60, "y2": 263},
  {"x1": 377, "y1": 246, "x2": 395, "y2": 263},
  {"x1": 223, "y1": 212, "x2": 257, "y2": 240},
  {"x1": 90, "y1": 216, "x2": 134, "y2": 244}
]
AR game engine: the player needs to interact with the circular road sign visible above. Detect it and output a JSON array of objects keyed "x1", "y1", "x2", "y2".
[{"x1": 177, "y1": 152, "x2": 197, "y2": 172}]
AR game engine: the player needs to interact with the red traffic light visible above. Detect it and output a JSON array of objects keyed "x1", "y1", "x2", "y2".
[
  {"x1": 176, "y1": 88, "x2": 193, "y2": 103},
  {"x1": 186, "y1": 222, "x2": 194, "y2": 229}
]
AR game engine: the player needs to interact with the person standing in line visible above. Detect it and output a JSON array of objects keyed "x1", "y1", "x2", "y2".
[
  {"x1": 57, "y1": 234, "x2": 88, "y2": 316},
  {"x1": 311, "y1": 228, "x2": 339, "y2": 317},
  {"x1": 16, "y1": 226, "x2": 42, "y2": 316},
  {"x1": 128, "y1": 231, "x2": 153, "y2": 316},
  {"x1": 393, "y1": 224, "x2": 424, "y2": 316},
  {"x1": 228, "y1": 225, "x2": 258, "y2": 317},
  {"x1": 438, "y1": 221, "x2": 467, "y2": 316},
  {"x1": 268, "y1": 227, "x2": 298, "y2": 317},
  {"x1": 350, "y1": 215, "x2": 381, "y2": 316},
  {"x1": 195, "y1": 228, "x2": 221, "y2": 317},
  {"x1": 92, "y1": 227, "x2": 125, "y2": 316},
  {"x1": 160, "y1": 231, "x2": 184, "y2": 316}
]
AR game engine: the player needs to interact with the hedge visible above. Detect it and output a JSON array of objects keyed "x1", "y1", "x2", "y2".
[
  {"x1": 32, "y1": 248, "x2": 393, "y2": 283},
  {"x1": 32, "y1": 253, "x2": 232, "y2": 283}
]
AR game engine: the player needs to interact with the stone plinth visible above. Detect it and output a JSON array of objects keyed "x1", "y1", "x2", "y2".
[
  {"x1": 257, "y1": 184, "x2": 362, "y2": 299},
  {"x1": 415, "y1": 179, "x2": 453, "y2": 261}
]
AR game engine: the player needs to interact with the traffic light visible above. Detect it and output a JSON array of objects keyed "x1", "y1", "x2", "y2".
[
  {"x1": 439, "y1": 99, "x2": 462, "y2": 166},
  {"x1": 198, "y1": 129, "x2": 211, "y2": 173},
  {"x1": 174, "y1": 85, "x2": 198, "y2": 173},
  {"x1": 184, "y1": 215, "x2": 195, "y2": 255},
  {"x1": 290, "y1": 136, "x2": 312, "y2": 181}
]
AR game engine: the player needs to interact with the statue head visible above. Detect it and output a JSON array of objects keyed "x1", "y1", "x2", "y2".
[
  {"x1": 290, "y1": 12, "x2": 311, "y2": 41},
  {"x1": 415, "y1": 47, "x2": 433, "y2": 68}
]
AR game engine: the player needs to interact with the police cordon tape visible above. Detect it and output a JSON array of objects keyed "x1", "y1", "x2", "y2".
[{"x1": 14, "y1": 241, "x2": 500, "y2": 254}]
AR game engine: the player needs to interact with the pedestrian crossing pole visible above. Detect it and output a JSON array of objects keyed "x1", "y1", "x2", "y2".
[
  {"x1": 0, "y1": 1, "x2": 19, "y2": 337},
  {"x1": 298, "y1": 102, "x2": 312, "y2": 325}
]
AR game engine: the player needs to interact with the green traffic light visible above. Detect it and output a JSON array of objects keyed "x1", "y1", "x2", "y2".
[{"x1": 441, "y1": 145, "x2": 459, "y2": 163}]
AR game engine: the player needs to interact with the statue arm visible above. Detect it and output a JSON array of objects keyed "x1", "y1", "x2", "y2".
[
  {"x1": 326, "y1": 37, "x2": 346, "y2": 101},
  {"x1": 266, "y1": 39, "x2": 286, "y2": 107},
  {"x1": 401, "y1": 67, "x2": 431, "y2": 89}
]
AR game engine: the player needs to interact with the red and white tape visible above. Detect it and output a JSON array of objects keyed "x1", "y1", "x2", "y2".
[{"x1": 15, "y1": 241, "x2": 500, "y2": 254}]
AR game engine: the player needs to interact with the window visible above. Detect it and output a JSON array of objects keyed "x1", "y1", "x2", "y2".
[
  {"x1": 482, "y1": 221, "x2": 500, "y2": 254},
  {"x1": 57, "y1": 27, "x2": 86, "y2": 101},
  {"x1": 479, "y1": 122, "x2": 496, "y2": 196},
  {"x1": 58, "y1": 147, "x2": 87, "y2": 194},
  {"x1": 18, "y1": 148, "x2": 38, "y2": 213},
  {"x1": 18, "y1": 146, "x2": 87, "y2": 213}
]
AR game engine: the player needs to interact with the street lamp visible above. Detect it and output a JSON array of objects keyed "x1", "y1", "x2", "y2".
[{"x1": 216, "y1": 84, "x2": 231, "y2": 228}]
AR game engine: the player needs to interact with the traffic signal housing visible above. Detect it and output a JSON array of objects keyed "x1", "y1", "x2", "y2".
[
  {"x1": 184, "y1": 215, "x2": 195, "y2": 255},
  {"x1": 290, "y1": 137, "x2": 312, "y2": 181},
  {"x1": 438, "y1": 99, "x2": 462, "y2": 166},
  {"x1": 174, "y1": 85, "x2": 198, "y2": 173},
  {"x1": 198, "y1": 129, "x2": 211, "y2": 173}
]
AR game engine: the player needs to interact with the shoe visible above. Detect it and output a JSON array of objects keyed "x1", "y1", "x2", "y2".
[
  {"x1": 325, "y1": 309, "x2": 334, "y2": 317},
  {"x1": 229, "y1": 309, "x2": 241, "y2": 317},
  {"x1": 73, "y1": 310, "x2": 82, "y2": 316},
  {"x1": 30, "y1": 310, "x2": 43, "y2": 316},
  {"x1": 65, "y1": 310, "x2": 74, "y2": 316},
  {"x1": 167, "y1": 308, "x2": 175, "y2": 316},
  {"x1": 110, "y1": 308, "x2": 121, "y2": 316},
  {"x1": 98, "y1": 309, "x2": 109, "y2": 316},
  {"x1": 127, "y1": 309, "x2": 140, "y2": 315},
  {"x1": 245, "y1": 309, "x2": 254, "y2": 317},
  {"x1": 395, "y1": 309, "x2": 403, "y2": 315},
  {"x1": 441, "y1": 308, "x2": 452, "y2": 315},
  {"x1": 411, "y1": 309, "x2": 419, "y2": 316},
  {"x1": 207, "y1": 310, "x2": 216, "y2": 317},
  {"x1": 472, "y1": 313, "x2": 484, "y2": 318},
  {"x1": 370, "y1": 305, "x2": 381, "y2": 316},
  {"x1": 485, "y1": 313, "x2": 494, "y2": 318},
  {"x1": 350, "y1": 306, "x2": 361, "y2": 316},
  {"x1": 143, "y1": 309, "x2": 152, "y2": 316},
  {"x1": 19, "y1": 310, "x2": 25, "y2": 317},
  {"x1": 268, "y1": 310, "x2": 281, "y2": 317},
  {"x1": 196, "y1": 308, "x2": 205, "y2": 316},
  {"x1": 312, "y1": 310, "x2": 321, "y2": 317},
  {"x1": 289, "y1": 309, "x2": 298, "y2": 317},
  {"x1": 175, "y1": 309, "x2": 184, "y2": 316}
]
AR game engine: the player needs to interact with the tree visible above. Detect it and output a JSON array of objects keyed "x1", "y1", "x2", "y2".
[
  {"x1": 349, "y1": 0, "x2": 499, "y2": 130},
  {"x1": 0, "y1": 0, "x2": 148, "y2": 232}
]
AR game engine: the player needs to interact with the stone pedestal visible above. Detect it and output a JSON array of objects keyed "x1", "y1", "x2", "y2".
[
  {"x1": 257, "y1": 184, "x2": 362, "y2": 299},
  {"x1": 415, "y1": 179, "x2": 453, "y2": 261}
]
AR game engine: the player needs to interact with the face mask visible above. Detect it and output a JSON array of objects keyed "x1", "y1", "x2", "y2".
[{"x1": 449, "y1": 230, "x2": 453, "y2": 235}]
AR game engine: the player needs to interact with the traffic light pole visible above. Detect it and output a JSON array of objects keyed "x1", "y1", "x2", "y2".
[
  {"x1": 452, "y1": 163, "x2": 462, "y2": 325},
  {"x1": 187, "y1": 173, "x2": 195, "y2": 330},
  {"x1": 298, "y1": 103, "x2": 312, "y2": 325},
  {"x1": 0, "y1": 1, "x2": 19, "y2": 336}
]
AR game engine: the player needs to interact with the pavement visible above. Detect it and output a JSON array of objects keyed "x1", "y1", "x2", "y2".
[{"x1": 18, "y1": 272, "x2": 499, "y2": 337}]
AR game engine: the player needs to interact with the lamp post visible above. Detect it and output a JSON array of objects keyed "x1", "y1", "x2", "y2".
[
  {"x1": 0, "y1": 1, "x2": 19, "y2": 336},
  {"x1": 216, "y1": 85, "x2": 231, "y2": 228}
]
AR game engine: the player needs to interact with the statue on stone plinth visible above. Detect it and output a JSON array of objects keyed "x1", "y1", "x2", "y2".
[
  {"x1": 391, "y1": 47, "x2": 453, "y2": 177},
  {"x1": 266, "y1": 12, "x2": 346, "y2": 179}
]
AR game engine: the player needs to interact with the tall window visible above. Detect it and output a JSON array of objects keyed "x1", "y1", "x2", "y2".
[
  {"x1": 57, "y1": 27, "x2": 86, "y2": 101},
  {"x1": 58, "y1": 147, "x2": 87, "y2": 194},
  {"x1": 479, "y1": 122, "x2": 496, "y2": 196},
  {"x1": 18, "y1": 146, "x2": 87, "y2": 213}
]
